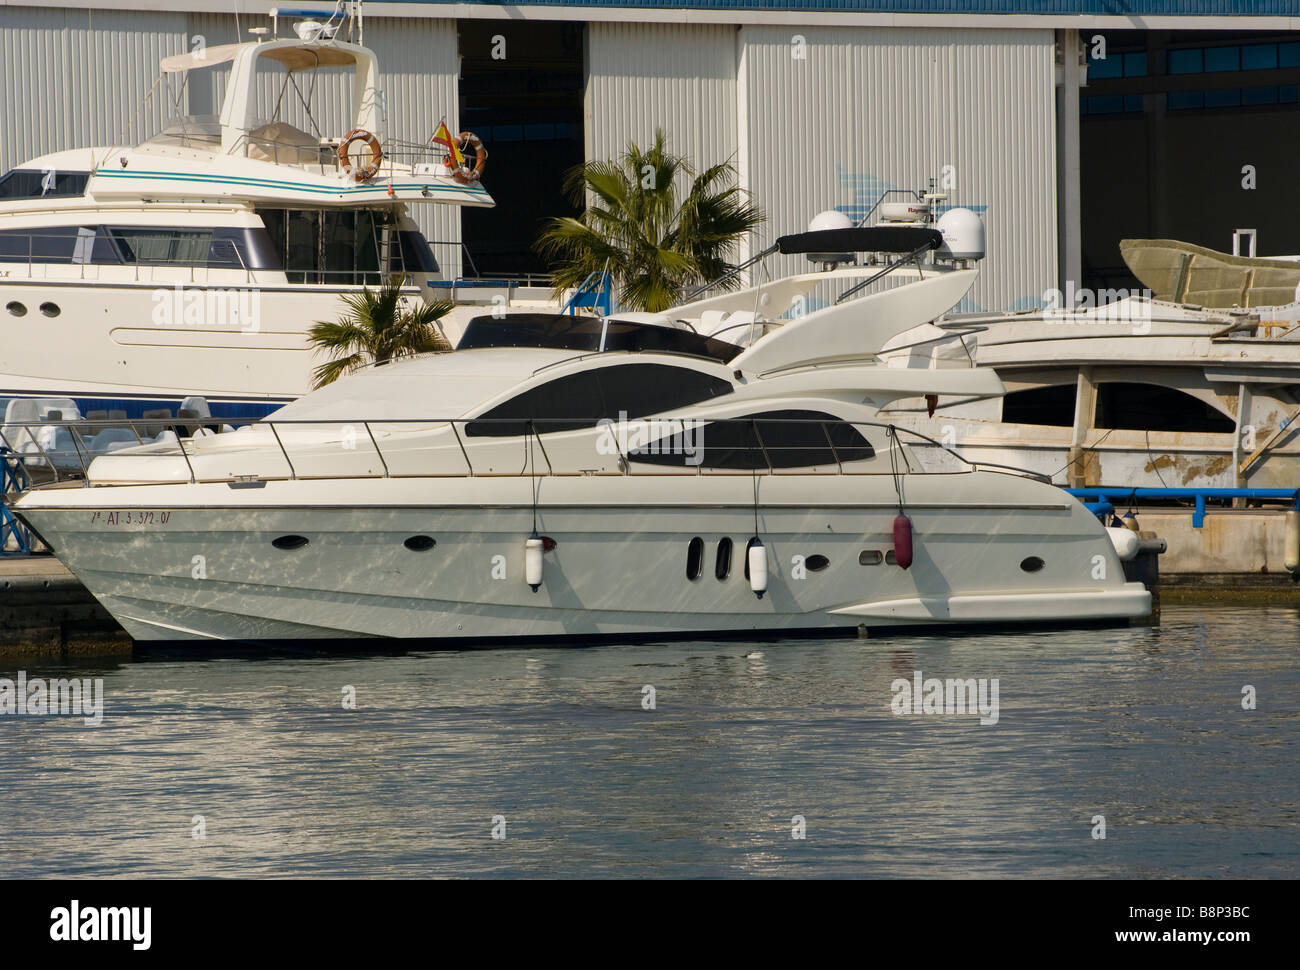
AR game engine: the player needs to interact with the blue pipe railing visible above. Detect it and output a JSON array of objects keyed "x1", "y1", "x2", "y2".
[
  {"x1": 1, "y1": 447, "x2": 32, "y2": 555},
  {"x1": 1068, "y1": 487, "x2": 1300, "y2": 528},
  {"x1": 562, "y1": 272, "x2": 613, "y2": 317}
]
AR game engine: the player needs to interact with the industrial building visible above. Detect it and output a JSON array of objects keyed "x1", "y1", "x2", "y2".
[{"x1": 2, "y1": 1, "x2": 1297, "y2": 311}]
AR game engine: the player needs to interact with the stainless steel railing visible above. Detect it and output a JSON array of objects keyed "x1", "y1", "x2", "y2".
[{"x1": 0, "y1": 416, "x2": 1050, "y2": 487}]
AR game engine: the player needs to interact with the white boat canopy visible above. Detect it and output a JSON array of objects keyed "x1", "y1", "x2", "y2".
[{"x1": 161, "y1": 41, "x2": 362, "y2": 74}]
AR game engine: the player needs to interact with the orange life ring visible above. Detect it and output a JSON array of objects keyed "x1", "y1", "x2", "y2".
[
  {"x1": 338, "y1": 129, "x2": 383, "y2": 182},
  {"x1": 445, "y1": 131, "x2": 488, "y2": 185}
]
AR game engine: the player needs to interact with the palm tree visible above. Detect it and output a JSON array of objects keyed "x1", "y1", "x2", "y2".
[
  {"x1": 535, "y1": 129, "x2": 764, "y2": 313},
  {"x1": 307, "y1": 274, "x2": 454, "y2": 388}
]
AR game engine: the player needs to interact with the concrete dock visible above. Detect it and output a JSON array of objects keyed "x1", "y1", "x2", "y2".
[
  {"x1": 0, "y1": 555, "x2": 131, "y2": 660},
  {"x1": 1116, "y1": 508, "x2": 1300, "y2": 603}
]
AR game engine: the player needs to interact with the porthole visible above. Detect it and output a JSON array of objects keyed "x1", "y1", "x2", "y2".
[
  {"x1": 271, "y1": 534, "x2": 309, "y2": 550},
  {"x1": 806, "y1": 554, "x2": 830, "y2": 572},
  {"x1": 859, "y1": 550, "x2": 883, "y2": 566},
  {"x1": 404, "y1": 535, "x2": 436, "y2": 552},
  {"x1": 39, "y1": 302, "x2": 60, "y2": 318},
  {"x1": 1020, "y1": 556, "x2": 1045, "y2": 573},
  {"x1": 885, "y1": 550, "x2": 898, "y2": 565},
  {"x1": 715, "y1": 537, "x2": 733, "y2": 580},
  {"x1": 6, "y1": 301, "x2": 26, "y2": 317},
  {"x1": 686, "y1": 536, "x2": 704, "y2": 581}
]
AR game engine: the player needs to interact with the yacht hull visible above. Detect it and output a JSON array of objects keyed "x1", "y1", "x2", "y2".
[
  {"x1": 0, "y1": 280, "x2": 385, "y2": 403},
  {"x1": 15, "y1": 473, "x2": 1151, "y2": 643}
]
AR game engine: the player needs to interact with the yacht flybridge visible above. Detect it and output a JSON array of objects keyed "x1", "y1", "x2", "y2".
[
  {"x1": 0, "y1": 1, "x2": 489, "y2": 421},
  {"x1": 12, "y1": 218, "x2": 1152, "y2": 643}
]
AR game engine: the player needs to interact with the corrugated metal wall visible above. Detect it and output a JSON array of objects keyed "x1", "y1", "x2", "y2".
[
  {"x1": 2, "y1": 9, "x2": 1056, "y2": 306},
  {"x1": 739, "y1": 25, "x2": 1057, "y2": 311},
  {"x1": 0, "y1": 9, "x2": 462, "y2": 260},
  {"x1": 586, "y1": 22, "x2": 739, "y2": 183},
  {"x1": 0, "y1": 7, "x2": 186, "y2": 171}
]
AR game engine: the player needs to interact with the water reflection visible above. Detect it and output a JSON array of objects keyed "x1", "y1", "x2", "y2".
[{"x1": 0, "y1": 606, "x2": 1296, "y2": 877}]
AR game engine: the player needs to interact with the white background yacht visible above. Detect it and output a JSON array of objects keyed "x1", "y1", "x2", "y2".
[{"x1": 0, "y1": 8, "x2": 490, "y2": 427}]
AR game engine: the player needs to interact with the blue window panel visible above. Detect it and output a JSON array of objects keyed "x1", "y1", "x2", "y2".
[
  {"x1": 1088, "y1": 54, "x2": 1122, "y2": 79},
  {"x1": 524, "y1": 123, "x2": 554, "y2": 140},
  {"x1": 1125, "y1": 94, "x2": 1144, "y2": 112},
  {"x1": 1205, "y1": 46, "x2": 1241, "y2": 72},
  {"x1": 1124, "y1": 51, "x2": 1148, "y2": 77},
  {"x1": 493, "y1": 124, "x2": 523, "y2": 141},
  {"x1": 1242, "y1": 44, "x2": 1278, "y2": 70},
  {"x1": 1281, "y1": 43, "x2": 1300, "y2": 68},
  {"x1": 1167, "y1": 90, "x2": 1204, "y2": 110},
  {"x1": 1169, "y1": 48, "x2": 1203, "y2": 74},
  {"x1": 1282, "y1": 85, "x2": 1299, "y2": 102},
  {"x1": 1205, "y1": 88, "x2": 1242, "y2": 107},
  {"x1": 1242, "y1": 86, "x2": 1279, "y2": 104}
]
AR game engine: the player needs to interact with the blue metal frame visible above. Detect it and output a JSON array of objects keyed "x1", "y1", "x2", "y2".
[
  {"x1": 1068, "y1": 487, "x2": 1300, "y2": 528},
  {"x1": 562, "y1": 271, "x2": 613, "y2": 317},
  {"x1": 1, "y1": 447, "x2": 32, "y2": 555}
]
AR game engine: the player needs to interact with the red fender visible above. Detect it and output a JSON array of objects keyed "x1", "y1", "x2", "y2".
[{"x1": 893, "y1": 514, "x2": 914, "y2": 570}]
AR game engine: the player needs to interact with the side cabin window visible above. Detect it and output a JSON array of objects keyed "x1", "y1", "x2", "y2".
[
  {"x1": 1001, "y1": 384, "x2": 1076, "y2": 427},
  {"x1": 0, "y1": 169, "x2": 89, "y2": 199},
  {"x1": 0, "y1": 225, "x2": 271, "y2": 268},
  {"x1": 396, "y1": 230, "x2": 438, "y2": 275},
  {"x1": 465, "y1": 363, "x2": 734, "y2": 437},
  {"x1": 629, "y1": 409, "x2": 875, "y2": 469},
  {"x1": 1094, "y1": 382, "x2": 1236, "y2": 434},
  {"x1": 257, "y1": 208, "x2": 432, "y2": 285},
  {"x1": 110, "y1": 228, "x2": 214, "y2": 266}
]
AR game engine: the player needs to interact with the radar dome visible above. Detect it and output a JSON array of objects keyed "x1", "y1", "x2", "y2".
[
  {"x1": 936, "y1": 208, "x2": 985, "y2": 260},
  {"x1": 805, "y1": 209, "x2": 855, "y2": 266},
  {"x1": 808, "y1": 209, "x2": 852, "y2": 233}
]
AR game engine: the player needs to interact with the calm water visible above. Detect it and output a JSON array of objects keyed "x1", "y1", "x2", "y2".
[{"x1": 1, "y1": 605, "x2": 1296, "y2": 878}]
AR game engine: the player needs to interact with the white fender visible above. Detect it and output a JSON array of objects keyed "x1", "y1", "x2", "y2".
[
  {"x1": 525, "y1": 536, "x2": 543, "y2": 591},
  {"x1": 1105, "y1": 527, "x2": 1140, "y2": 562},
  {"x1": 748, "y1": 539, "x2": 768, "y2": 599}
]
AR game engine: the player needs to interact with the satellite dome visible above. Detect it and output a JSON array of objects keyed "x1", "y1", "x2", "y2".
[
  {"x1": 805, "y1": 210, "x2": 855, "y2": 266},
  {"x1": 936, "y1": 207, "x2": 985, "y2": 260},
  {"x1": 808, "y1": 209, "x2": 852, "y2": 233}
]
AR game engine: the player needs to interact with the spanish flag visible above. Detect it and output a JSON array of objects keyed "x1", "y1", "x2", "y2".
[{"x1": 431, "y1": 120, "x2": 465, "y2": 167}]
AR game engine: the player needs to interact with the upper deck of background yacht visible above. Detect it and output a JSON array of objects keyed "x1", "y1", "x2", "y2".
[{"x1": 1, "y1": 9, "x2": 492, "y2": 214}]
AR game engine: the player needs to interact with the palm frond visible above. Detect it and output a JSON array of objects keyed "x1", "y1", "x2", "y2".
[
  {"x1": 534, "y1": 130, "x2": 766, "y2": 312},
  {"x1": 308, "y1": 275, "x2": 457, "y2": 386}
]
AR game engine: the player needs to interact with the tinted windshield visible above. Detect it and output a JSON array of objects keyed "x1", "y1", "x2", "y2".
[{"x1": 457, "y1": 313, "x2": 743, "y2": 363}]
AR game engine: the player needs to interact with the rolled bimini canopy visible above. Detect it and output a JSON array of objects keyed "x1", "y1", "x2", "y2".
[{"x1": 775, "y1": 227, "x2": 944, "y2": 256}]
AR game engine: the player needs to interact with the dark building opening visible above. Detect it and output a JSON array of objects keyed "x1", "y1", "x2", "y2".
[
  {"x1": 457, "y1": 20, "x2": 585, "y2": 278},
  {"x1": 1080, "y1": 29, "x2": 1300, "y2": 293}
]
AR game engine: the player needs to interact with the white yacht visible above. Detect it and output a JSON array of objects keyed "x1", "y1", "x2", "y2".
[
  {"x1": 11, "y1": 217, "x2": 1151, "y2": 643},
  {"x1": 880, "y1": 236, "x2": 1300, "y2": 489},
  {"x1": 0, "y1": 3, "x2": 490, "y2": 424}
]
